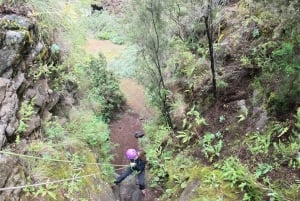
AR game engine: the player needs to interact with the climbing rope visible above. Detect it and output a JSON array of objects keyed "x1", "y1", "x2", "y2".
[
  {"x1": 0, "y1": 173, "x2": 100, "y2": 191},
  {"x1": 0, "y1": 151, "x2": 129, "y2": 194},
  {"x1": 0, "y1": 150, "x2": 128, "y2": 167}
]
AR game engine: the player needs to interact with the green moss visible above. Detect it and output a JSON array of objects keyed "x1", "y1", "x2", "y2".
[
  {"x1": 162, "y1": 160, "x2": 240, "y2": 201},
  {"x1": 22, "y1": 30, "x2": 33, "y2": 44},
  {"x1": 189, "y1": 165, "x2": 240, "y2": 201},
  {"x1": 22, "y1": 139, "x2": 109, "y2": 201},
  {"x1": 282, "y1": 183, "x2": 299, "y2": 200},
  {"x1": 0, "y1": 19, "x2": 20, "y2": 30}
]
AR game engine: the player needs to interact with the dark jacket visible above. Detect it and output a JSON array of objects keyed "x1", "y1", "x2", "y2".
[
  {"x1": 114, "y1": 158, "x2": 147, "y2": 190},
  {"x1": 130, "y1": 158, "x2": 146, "y2": 172}
]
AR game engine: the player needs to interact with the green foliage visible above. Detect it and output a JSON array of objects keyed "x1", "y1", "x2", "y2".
[
  {"x1": 123, "y1": 0, "x2": 174, "y2": 128},
  {"x1": 17, "y1": 99, "x2": 35, "y2": 134},
  {"x1": 66, "y1": 109, "x2": 111, "y2": 156},
  {"x1": 240, "y1": 55, "x2": 251, "y2": 66},
  {"x1": 216, "y1": 79, "x2": 228, "y2": 89},
  {"x1": 167, "y1": 39, "x2": 208, "y2": 91},
  {"x1": 177, "y1": 105, "x2": 207, "y2": 144},
  {"x1": 294, "y1": 107, "x2": 300, "y2": 132},
  {"x1": 84, "y1": 54, "x2": 125, "y2": 122},
  {"x1": 165, "y1": 152, "x2": 193, "y2": 191},
  {"x1": 201, "y1": 132, "x2": 223, "y2": 162},
  {"x1": 176, "y1": 130, "x2": 193, "y2": 144},
  {"x1": 254, "y1": 163, "x2": 272, "y2": 179},
  {"x1": 184, "y1": 105, "x2": 207, "y2": 129},
  {"x1": 33, "y1": 184, "x2": 58, "y2": 200},
  {"x1": 273, "y1": 139, "x2": 300, "y2": 169},
  {"x1": 29, "y1": 63, "x2": 67, "y2": 91},
  {"x1": 86, "y1": 11, "x2": 124, "y2": 45},
  {"x1": 255, "y1": 42, "x2": 300, "y2": 116},
  {"x1": 252, "y1": 28, "x2": 260, "y2": 38},
  {"x1": 43, "y1": 119, "x2": 65, "y2": 141},
  {"x1": 219, "y1": 156, "x2": 263, "y2": 201},
  {"x1": 23, "y1": 134, "x2": 112, "y2": 200},
  {"x1": 26, "y1": 0, "x2": 91, "y2": 71},
  {"x1": 107, "y1": 45, "x2": 139, "y2": 77},
  {"x1": 246, "y1": 131, "x2": 271, "y2": 155},
  {"x1": 219, "y1": 115, "x2": 226, "y2": 123},
  {"x1": 141, "y1": 122, "x2": 171, "y2": 187},
  {"x1": 188, "y1": 166, "x2": 239, "y2": 201}
]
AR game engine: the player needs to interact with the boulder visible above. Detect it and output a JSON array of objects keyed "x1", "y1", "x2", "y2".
[
  {"x1": 179, "y1": 179, "x2": 201, "y2": 201},
  {"x1": 0, "y1": 155, "x2": 26, "y2": 201},
  {"x1": 0, "y1": 78, "x2": 19, "y2": 148}
]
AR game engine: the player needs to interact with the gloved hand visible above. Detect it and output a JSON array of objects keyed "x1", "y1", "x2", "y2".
[{"x1": 130, "y1": 162, "x2": 136, "y2": 168}]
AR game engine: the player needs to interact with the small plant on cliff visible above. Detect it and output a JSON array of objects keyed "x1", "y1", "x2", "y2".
[
  {"x1": 177, "y1": 105, "x2": 207, "y2": 144},
  {"x1": 17, "y1": 99, "x2": 35, "y2": 134},
  {"x1": 44, "y1": 118, "x2": 65, "y2": 141}
]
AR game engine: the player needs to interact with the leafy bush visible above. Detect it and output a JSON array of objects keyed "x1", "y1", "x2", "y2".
[
  {"x1": 254, "y1": 163, "x2": 272, "y2": 179},
  {"x1": 140, "y1": 123, "x2": 171, "y2": 187},
  {"x1": 66, "y1": 109, "x2": 111, "y2": 153},
  {"x1": 176, "y1": 105, "x2": 207, "y2": 144},
  {"x1": 84, "y1": 54, "x2": 125, "y2": 122},
  {"x1": 255, "y1": 42, "x2": 300, "y2": 117},
  {"x1": 271, "y1": 109, "x2": 300, "y2": 169}
]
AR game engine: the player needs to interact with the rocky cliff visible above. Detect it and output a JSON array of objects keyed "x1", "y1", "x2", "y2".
[
  {"x1": 0, "y1": 5, "x2": 113, "y2": 201},
  {"x1": 0, "y1": 5, "x2": 69, "y2": 149}
]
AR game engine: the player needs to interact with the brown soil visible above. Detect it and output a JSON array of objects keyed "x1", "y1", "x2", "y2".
[{"x1": 84, "y1": 38, "x2": 125, "y2": 60}]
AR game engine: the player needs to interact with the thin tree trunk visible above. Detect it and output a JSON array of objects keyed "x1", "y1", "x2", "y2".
[
  {"x1": 204, "y1": 15, "x2": 217, "y2": 99},
  {"x1": 150, "y1": 1, "x2": 174, "y2": 129}
]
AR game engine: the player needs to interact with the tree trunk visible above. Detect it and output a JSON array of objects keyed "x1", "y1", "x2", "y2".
[
  {"x1": 150, "y1": 1, "x2": 174, "y2": 129},
  {"x1": 204, "y1": 15, "x2": 217, "y2": 99}
]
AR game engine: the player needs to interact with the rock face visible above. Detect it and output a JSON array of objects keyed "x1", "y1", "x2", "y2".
[
  {"x1": 0, "y1": 155, "x2": 26, "y2": 201},
  {"x1": 0, "y1": 5, "x2": 78, "y2": 200},
  {"x1": 0, "y1": 10, "x2": 73, "y2": 149},
  {"x1": 178, "y1": 179, "x2": 201, "y2": 201}
]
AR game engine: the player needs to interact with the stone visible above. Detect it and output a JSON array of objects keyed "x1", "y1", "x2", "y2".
[{"x1": 179, "y1": 179, "x2": 201, "y2": 201}]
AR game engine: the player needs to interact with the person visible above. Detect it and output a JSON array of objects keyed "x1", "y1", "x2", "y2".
[{"x1": 114, "y1": 148, "x2": 147, "y2": 195}]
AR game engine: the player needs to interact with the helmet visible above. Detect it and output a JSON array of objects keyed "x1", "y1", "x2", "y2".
[{"x1": 126, "y1": 148, "x2": 138, "y2": 159}]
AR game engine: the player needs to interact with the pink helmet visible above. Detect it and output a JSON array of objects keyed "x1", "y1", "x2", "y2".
[{"x1": 126, "y1": 148, "x2": 138, "y2": 159}]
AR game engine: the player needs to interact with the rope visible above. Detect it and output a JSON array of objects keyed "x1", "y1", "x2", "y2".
[
  {"x1": 0, "y1": 151, "x2": 130, "y2": 193},
  {"x1": 0, "y1": 173, "x2": 99, "y2": 191},
  {"x1": 0, "y1": 151, "x2": 128, "y2": 167}
]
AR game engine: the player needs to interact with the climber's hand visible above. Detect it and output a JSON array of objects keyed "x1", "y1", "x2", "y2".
[{"x1": 130, "y1": 162, "x2": 136, "y2": 167}]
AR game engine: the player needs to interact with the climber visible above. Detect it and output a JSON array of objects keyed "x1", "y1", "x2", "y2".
[{"x1": 113, "y1": 148, "x2": 147, "y2": 196}]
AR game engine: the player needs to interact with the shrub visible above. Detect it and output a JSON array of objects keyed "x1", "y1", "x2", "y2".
[
  {"x1": 84, "y1": 54, "x2": 125, "y2": 122},
  {"x1": 256, "y1": 42, "x2": 300, "y2": 117},
  {"x1": 140, "y1": 122, "x2": 171, "y2": 187}
]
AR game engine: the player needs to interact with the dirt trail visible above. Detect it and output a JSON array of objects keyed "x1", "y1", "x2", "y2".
[
  {"x1": 85, "y1": 37, "x2": 153, "y2": 165},
  {"x1": 85, "y1": 38, "x2": 160, "y2": 200},
  {"x1": 85, "y1": 38, "x2": 147, "y2": 168}
]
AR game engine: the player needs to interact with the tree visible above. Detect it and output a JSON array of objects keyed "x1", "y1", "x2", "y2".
[
  {"x1": 204, "y1": 0, "x2": 217, "y2": 99},
  {"x1": 124, "y1": 0, "x2": 173, "y2": 129}
]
